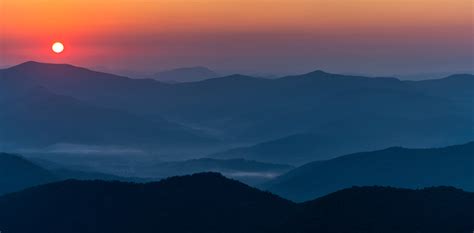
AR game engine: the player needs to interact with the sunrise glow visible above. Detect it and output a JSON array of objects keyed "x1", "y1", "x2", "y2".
[{"x1": 1, "y1": 0, "x2": 472, "y2": 75}]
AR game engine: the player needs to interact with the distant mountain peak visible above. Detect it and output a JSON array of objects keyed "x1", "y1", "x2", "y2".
[
  {"x1": 18, "y1": 60, "x2": 42, "y2": 66},
  {"x1": 3, "y1": 60, "x2": 140, "y2": 83},
  {"x1": 279, "y1": 69, "x2": 335, "y2": 81},
  {"x1": 13, "y1": 61, "x2": 78, "y2": 69},
  {"x1": 153, "y1": 66, "x2": 219, "y2": 83},
  {"x1": 305, "y1": 70, "x2": 331, "y2": 76}
]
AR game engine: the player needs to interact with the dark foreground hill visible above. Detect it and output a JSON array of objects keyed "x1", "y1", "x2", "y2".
[
  {"x1": 278, "y1": 186, "x2": 474, "y2": 233},
  {"x1": 264, "y1": 141, "x2": 474, "y2": 201},
  {"x1": 0, "y1": 173, "x2": 472, "y2": 233},
  {"x1": 0, "y1": 173, "x2": 294, "y2": 233}
]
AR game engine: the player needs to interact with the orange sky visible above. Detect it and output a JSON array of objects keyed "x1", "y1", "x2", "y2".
[{"x1": 1, "y1": 0, "x2": 473, "y2": 75}]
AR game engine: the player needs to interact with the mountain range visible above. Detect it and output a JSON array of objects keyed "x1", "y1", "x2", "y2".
[
  {"x1": 31, "y1": 153, "x2": 293, "y2": 185},
  {"x1": 0, "y1": 173, "x2": 472, "y2": 233},
  {"x1": 2, "y1": 141, "x2": 473, "y2": 202},
  {"x1": 1, "y1": 61, "x2": 473, "y2": 165},
  {"x1": 0, "y1": 62, "x2": 214, "y2": 148},
  {"x1": 0, "y1": 152, "x2": 292, "y2": 195}
]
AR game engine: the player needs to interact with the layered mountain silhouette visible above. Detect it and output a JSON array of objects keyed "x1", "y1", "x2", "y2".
[
  {"x1": 0, "y1": 151, "x2": 291, "y2": 195},
  {"x1": 153, "y1": 66, "x2": 219, "y2": 83},
  {"x1": 0, "y1": 63, "x2": 214, "y2": 147},
  {"x1": 0, "y1": 152, "x2": 57, "y2": 195},
  {"x1": 33, "y1": 154, "x2": 293, "y2": 185},
  {"x1": 0, "y1": 153, "x2": 154, "y2": 195},
  {"x1": 1, "y1": 62, "x2": 473, "y2": 164},
  {"x1": 0, "y1": 173, "x2": 472, "y2": 233},
  {"x1": 210, "y1": 132, "x2": 387, "y2": 164},
  {"x1": 138, "y1": 158, "x2": 293, "y2": 184},
  {"x1": 264, "y1": 142, "x2": 474, "y2": 201}
]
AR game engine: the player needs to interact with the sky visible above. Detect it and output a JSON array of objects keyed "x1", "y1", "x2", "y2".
[{"x1": 1, "y1": 0, "x2": 473, "y2": 76}]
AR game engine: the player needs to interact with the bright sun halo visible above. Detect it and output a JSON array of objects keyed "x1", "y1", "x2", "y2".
[{"x1": 52, "y1": 42, "x2": 64, "y2": 54}]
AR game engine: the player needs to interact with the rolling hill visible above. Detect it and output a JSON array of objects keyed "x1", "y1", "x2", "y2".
[
  {"x1": 264, "y1": 142, "x2": 474, "y2": 201},
  {"x1": 211, "y1": 132, "x2": 392, "y2": 165},
  {"x1": 0, "y1": 153, "x2": 57, "y2": 195}
]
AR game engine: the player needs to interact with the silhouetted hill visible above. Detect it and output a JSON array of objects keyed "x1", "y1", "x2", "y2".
[
  {"x1": 0, "y1": 153, "x2": 57, "y2": 195},
  {"x1": 277, "y1": 186, "x2": 474, "y2": 233},
  {"x1": 264, "y1": 142, "x2": 474, "y2": 201},
  {"x1": 153, "y1": 66, "x2": 219, "y2": 83},
  {"x1": 0, "y1": 173, "x2": 471, "y2": 233},
  {"x1": 0, "y1": 173, "x2": 294, "y2": 233}
]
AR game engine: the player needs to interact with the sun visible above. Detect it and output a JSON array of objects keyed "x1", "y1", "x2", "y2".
[{"x1": 52, "y1": 42, "x2": 64, "y2": 54}]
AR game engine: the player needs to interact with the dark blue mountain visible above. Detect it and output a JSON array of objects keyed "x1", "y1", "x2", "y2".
[
  {"x1": 277, "y1": 186, "x2": 474, "y2": 233},
  {"x1": 0, "y1": 153, "x2": 155, "y2": 195},
  {"x1": 0, "y1": 173, "x2": 471, "y2": 233},
  {"x1": 264, "y1": 141, "x2": 474, "y2": 201},
  {"x1": 0, "y1": 69, "x2": 214, "y2": 147},
  {"x1": 211, "y1": 132, "x2": 392, "y2": 164},
  {"x1": 0, "y1": 153, "x2": 57, "y2": 195},
  {"x1": 0, "y1": 173, "x2": 294, "y2": 233}
]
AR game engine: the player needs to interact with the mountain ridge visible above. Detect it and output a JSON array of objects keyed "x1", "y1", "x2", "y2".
[
  {"x1": 5, "y1": 61, "x2": 473, "y2": 84},
  {"x1": 263, "y1": 141, "x2": 474, "y2": 201}
]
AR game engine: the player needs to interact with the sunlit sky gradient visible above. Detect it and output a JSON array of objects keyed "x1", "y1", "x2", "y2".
[{"x1": 1, "y1": 0, "x2": 473, "y2": 76}]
